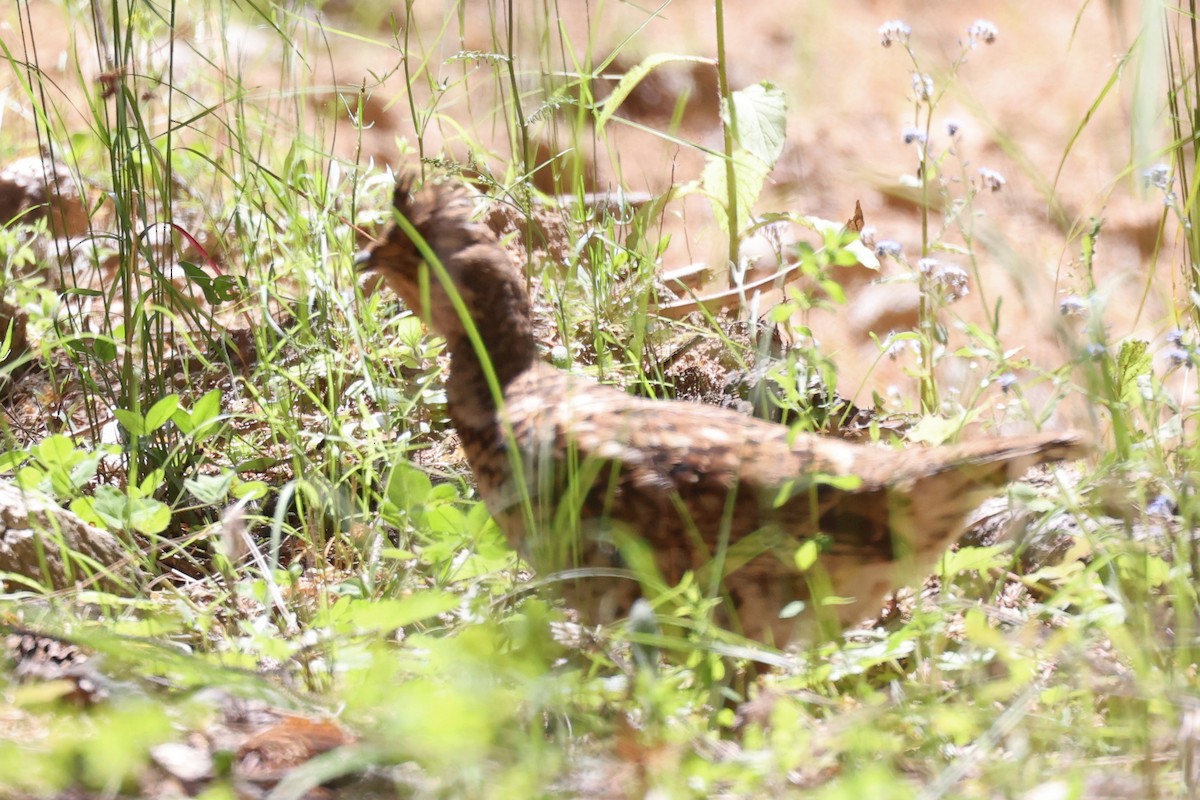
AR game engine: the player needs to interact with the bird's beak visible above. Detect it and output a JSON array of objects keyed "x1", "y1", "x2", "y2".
[{"x1": 354, "y1": 249, "x2": 373, "y2": 270}]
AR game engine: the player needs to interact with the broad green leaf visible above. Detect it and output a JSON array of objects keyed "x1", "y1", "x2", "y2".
[
  {"x1": 729, "y1": 82, "x2": 787, "y2": 166},
  {"x1": 233, "y1": 479, "x2": 269, "y2": 500},
  {"x1": 129, "y1": 498, "x2": 171, "y2": 535},
  {"x1": 91, "y1": 485, "x2": 129, "y2": 529},
  {"x1": 421, "y1": 504, "x2": 467, "y2": 534},
  {"x1": 31, "y1": 434, "x2": 75, "y2": 466},
  {"x1": 386, "y1": 461, "x2": 432, "y2": 513},
  {"x1": 236, "y1": 456, "x2": 282, "y2": 472},
  {"x1": 66, "y1": 451, "x2": 103, "y2": 493},
  {"x1": 143, "y1": 395, "x2": 180, "y2": 433},
  {"x1": 171, "y1": 406, "x2": 194, "y2": 435},
  {"x1": 138, "y1": 468, "x2": 165, "y2": 496},
  {"x1": 191, "y1": 388, "x2": 222, "y2": 424},
  {"x1": 701, "y1": 147, "x2": 771, "y2": 235},
  {"x1": 185, "y1": 471, "x2": 235, "y2": 505},
  {"x1": 595, "y1": 53, "x2": 714, "y2": 131},
  {"x1": 89, "y1": 486, "x2": 170, "y2": 535},
  {"x1": 92, "y1": 336, "x2": 118, "y2": 363},
  {"x1": 16, "y1": 465, "x2": 45, "y2": 492},
  {"x1": 381, "y1": 547, "x2": 417, "y2": 561},
  {"x1": 113, "y1": 409, "x2": 145, "y2": 437},
  {"x1": 70, "y1": 496, "x2": 104, "y2": 528}
]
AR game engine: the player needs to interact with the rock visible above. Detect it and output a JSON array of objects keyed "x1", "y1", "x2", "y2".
[{"x1": 0, "y1": 481, "x2": 144, "y2": 591}]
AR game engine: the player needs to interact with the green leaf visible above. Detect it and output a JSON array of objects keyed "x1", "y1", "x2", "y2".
[
  {"x1": 180, "y1": 262, "x2": 241, "y2": 304},
  {"x1": 15, "y1": 464, "x2": 45, "y2": 492},
  {"x1": 128, "y1": 498, "x2": 171, "y2": 535},
  {"x1": 939, "y1": 544, "x2": 1010, "y2": 577},
  {"x1": 171, "y1": 406, "x2": 194, "y2": 435},
  {"x1": 381, "y1": 547, "x2": 417, "y2": 561},
  {"x1": 729, "y1": 82, "x2": 787, "y2": 166},
  {"x1": 138, "y1": 468, "x2": 165, "y2": 496},
  {"x1": 0, "y1": 317, "x2": 16, "y2": 362},
  {"x1": 185, "y1": 471, "x2": 235, "y2": 505},
  {"x1": 1115, "y1": 338, "x2": 1151, "y2": 404},
  {"x1": 233, "y1": 479, "x2": 269, "y2": 501},
  {"x1": 821, "y1": 279, "x2": 846, "y2": 304},
  {"x1": 421, "y1": 504, "x2": 467, "y2": 534},
  {"x1": 143, "y1": 395, "x2": 180, "y2": 433},
  {"x1": 905, "y1": 411, "x2": 978, "y2": 446},
  {"x1": 70, "y1": 496, "x2": 104, "y2": 529},
  {"x1": 113, "y1": 409, "x2": 145, "y2": 437},
  {"x1": 236, "y1": 456, "x2": 282, "y2": 472},
  {"x1": 815, "y1": 473, "x2": 863, "y2": 491},
  {"x1": 92, "y1": 336, "x2": 118, "y2": 363},
  {"x1": 318, "y1": 591, "x2": 459, "y2": 633},
  {"x1": 701, "y1": 147, "x2": 771, "y2": 235},
  {"x1": 0, "y1": 450, "x2": 28, "y2": 472},
  {"x1": 794, "y1": 539, "x2": 821, "y2": 571},
  {"x1": 795, "y1": 215, "x2": 880, "y2": 270},
  {"x1": 91, "y1": 485, "x2": 129, "y2": 529},
  {"x1": 30, "y1": 434, "x2": 75, "y2": 467},
  {"x1": 595, "y1": 54, "x2": 714, "y2": 131},
  {"x1": 191, "y1": 388, "x2": 222, "y2": 424},
  {"x1": 386, "y1": 461, "x2": 432, "y2": 514}
]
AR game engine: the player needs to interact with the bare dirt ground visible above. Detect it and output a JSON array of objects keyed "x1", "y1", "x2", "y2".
[{"x1": 0, "y1": 0, "x2": 1170, "y2": 427}]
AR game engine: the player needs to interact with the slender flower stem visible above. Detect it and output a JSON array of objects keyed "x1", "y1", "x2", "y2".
[{"x1": 713, "y1": 0, "x2": 739, "y2": 274}]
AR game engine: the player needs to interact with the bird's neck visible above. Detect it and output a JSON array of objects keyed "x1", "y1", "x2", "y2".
[{"x1": 444, "y1": 291, "x2": 537, "y2": 431}]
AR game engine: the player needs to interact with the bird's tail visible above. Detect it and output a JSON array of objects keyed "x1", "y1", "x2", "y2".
[{"x1": 927, "y1": 431, "x2": 1090, "y2": 486}]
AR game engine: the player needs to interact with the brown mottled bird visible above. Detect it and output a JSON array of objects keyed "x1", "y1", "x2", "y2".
[{"x1": 358, "y1": 176, "x2": 1088, "y2": 645}]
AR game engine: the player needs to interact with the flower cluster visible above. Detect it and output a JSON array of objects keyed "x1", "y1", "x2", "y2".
[
  {"x1": 1143, "y1": 164, "x2": 1171, "y2": 191},
  {"x1": 874, "y1": 239, "x2": 904, "y2": 260},
  {"x1": 1165, "y1": 328, "x2": 1197, "y2": 370},
  {"x1": 879, "y1": 20, "x2": 912, "y2": 48},
  {"x1": 967, "y1": 20, "x2": 998, "y2": 46},
  {"x1": 912, "y1": 73, "x2": 934, "y2": 103},
  {"x1": 919, "y1": 258, "x2": 970, "y2": 304},
  {"x1": 978, "y1": 167, "x2": 1006, "y2": 192}
]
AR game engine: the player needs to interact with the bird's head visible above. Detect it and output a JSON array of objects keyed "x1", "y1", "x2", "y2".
[{"x1": 356, "y1": 175, "x2": 533, "y2": 354}]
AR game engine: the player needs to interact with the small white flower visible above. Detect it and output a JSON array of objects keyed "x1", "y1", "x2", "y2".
[
  {"x1": 1144, "y1": 164, "x2": 1171, "y2": 190},
  {"x1": 903, "y1": 125, "x2": 927, "y2": 145},
  {"x1": 978, "y1": 167, "x2": 1006, "y2": 192},
  {"x1": 931, "y1": 263, "x2": 970, "y2": 303},
  {"x1": 912, "y1": 72, "x2": 934, "y2": 103},
  {"x1": 879, "y1": 20, "x2": 912, "y2": 48},
  {"x1": 1059, "y1": 295, "x2": 1088, "y2": 317},
  {"x1": 858, "y1": 225, "x2": 877, "y2": 250},
  {"x1": 967, "y1": 19, "x2": 998, "y2": 45},
  {"x1": 875, "y1": 239, "x2": 904, "y2": 259}
]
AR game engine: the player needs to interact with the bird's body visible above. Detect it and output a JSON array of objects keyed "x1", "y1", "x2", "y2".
[{"x1": 359, "y1": 177, "x2": 1088, "y2": 644}]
